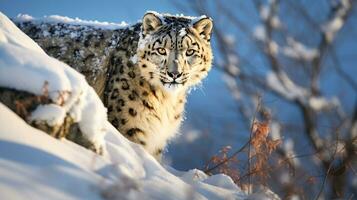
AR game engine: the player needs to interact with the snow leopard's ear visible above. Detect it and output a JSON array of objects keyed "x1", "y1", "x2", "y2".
[
  {"x1": 142, "y1": 13, "x2": 162, "y2": 35},
  {"x1": 193, "y1": 17, "x2": 213, "y2": 42}
]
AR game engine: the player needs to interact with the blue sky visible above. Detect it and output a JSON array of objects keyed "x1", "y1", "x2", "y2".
[{"x1": 0, "y1": 0, "x2": 186, "y2": 22}]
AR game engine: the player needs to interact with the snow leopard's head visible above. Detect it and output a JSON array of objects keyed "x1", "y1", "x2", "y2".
[{"x1": 137, "y1": 12, "x2": 213, "y2": 93}]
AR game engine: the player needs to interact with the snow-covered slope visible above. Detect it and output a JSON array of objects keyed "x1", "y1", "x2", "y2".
[
  {"x1": 0, "y1": 11, "x2": 107, "y2": 150},
  {"x1": 0, "y1": 11, "x2": 280, "y2": 199},
  {"x1": 0, "y1": 103, "x2": 105, "y2": 200},
  {"x1": 0, "y1": 103, "x2": 251, "y2": 200}
]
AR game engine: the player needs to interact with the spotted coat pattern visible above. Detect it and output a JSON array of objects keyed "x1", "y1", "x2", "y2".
[{"x1": 16, "y1": 12, "x2": 213, "y2": 160}]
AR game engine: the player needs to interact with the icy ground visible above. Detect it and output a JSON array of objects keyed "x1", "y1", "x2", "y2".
[{"x1": 0, "y1": 12, "x2": 280, "y2": 200}]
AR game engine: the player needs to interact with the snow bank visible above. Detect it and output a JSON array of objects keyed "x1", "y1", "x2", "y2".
[
  {"x1": 0, "y1": 11, "x2": 107, "y2": 149},
  {"x1": 15, "y1": 13, "x2": 128, "y2": 30}
]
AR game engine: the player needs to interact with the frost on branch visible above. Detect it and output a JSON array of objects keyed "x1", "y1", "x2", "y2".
[
  {"x1": 266, "y1": 71, "x2": 308, "y2": 101},
  {"x1": 322, "y1": 0, "x2": 353, "y2": 42},
  {"x1": 282, "y1": 37, "x2": 319, "y2": 61}
]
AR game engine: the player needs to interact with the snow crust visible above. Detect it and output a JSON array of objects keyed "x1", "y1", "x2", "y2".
[{"x1": 15, "y1": 13, "x2": 128, "y2": 30}]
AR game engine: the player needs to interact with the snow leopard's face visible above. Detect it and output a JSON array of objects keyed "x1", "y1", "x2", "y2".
[{"x1": 137, "y1": 13, "x2": 213, "y2": 93}]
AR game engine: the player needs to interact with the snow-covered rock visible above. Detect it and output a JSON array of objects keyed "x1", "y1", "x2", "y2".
[{"x1": 0, "y1": 11, "x2": 108, "y2": 152}]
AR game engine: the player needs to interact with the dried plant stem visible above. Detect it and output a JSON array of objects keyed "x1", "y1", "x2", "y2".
[
  {"x1": 204, "y1": 140, "x2": 250, "y2": 174},
  {"x1": 247, "y1": 95, "x2": 262, "y2": 194},
  {"x1": 314, "y1": 133, "x2": 340, "y2": 200},
  {"x1": 204, "y1": 96, "x2": 262, "y2": 195}
]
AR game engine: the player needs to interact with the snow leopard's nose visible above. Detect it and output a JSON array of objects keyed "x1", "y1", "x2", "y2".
[
  {"x1": 167, "y1": 58, "x2": 182, "y2": 79},
  {"x1": 167, "y1": 71, "x2": 182, "y2": 79}
]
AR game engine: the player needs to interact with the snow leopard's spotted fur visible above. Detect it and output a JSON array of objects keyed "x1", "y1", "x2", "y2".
[{"x1": 16, "y1": 12, "x2": 213, "y2": 160}]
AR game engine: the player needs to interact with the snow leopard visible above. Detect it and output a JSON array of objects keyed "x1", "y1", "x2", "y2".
[{"x1": 16, "y1": 12, "x2": 213, "y2": 160}]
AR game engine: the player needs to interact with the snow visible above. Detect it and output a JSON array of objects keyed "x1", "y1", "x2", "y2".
[
  {"x1": 268, "y1": 40, "x2": 279, "y2": 55},
  {"x1": 282, "y1": 37, "x2": 319, "y2": 61},
  {"x1": 130, "y1": 54, "x2": 138, "y2": 64},
  {"x1": 15, "y1": 14, "x2": 128, "y2": 30},
  {"x1": 266, "y1": 71, "x2": 308, "y2": 101},
  {"x1": 0, "y1": 102, "x2": 253, "y2": 200},
  {"x1": 270, "y1": 122, "x2": 281, "y2": 141},
  {"x1": 226, "y1": 53, "x2": 240, "y2": 76},
  {"x1": 223, "y1": 74, "x2": 241, "y2": 100},
  {"x1": 308, "y1": 97, "x2": 330, "y2": 111},
  {"x1": 181, "y1": 129, "x2": 201, "y2": 143},
  {"x1": 0, "y1": 104, "x2": 106, "y2": 200},
  {"x1": 0, "y1": 11, "x2": 279, "y2": 200},
  {"x1": 223, "y1": 34, "x2": 235, "y2": 46},
  {"x1": 253, "y1": 25, "x2": 266, "y2": 41},
  {"x1": 270, "y1": 16, "x2": 281, "y2": 29},
  {"x1": 138, "y1": 32, "x2": 153, "y2": 51},
  {"x1": 0, "y1": 13, "x2": 44, "y2": 54},
  {"x1": 259, "y1": 0, "x2": 281, "y2": 28},
  {"x1": 179, "y1": 28, "x2": 187, "y2": 36},
  {"x1": 69, "y1": 31, "x2": 78, "y2": 38},
  {"x1": 253, "y1": 26, "x2": 279, "y2": 55},
  {"x1": 145, "y1": 10, "x2": 208, "y2": 25},
  {"x1": 0, "y1": 11, "x2": 107, "y2": 149},
  {"x1": 325, "y1": 17, "x2": 343, "y2": 34},
  {"x1": 322, "y1": 0, "x2": 351, "y2": 42},
  {"x1": 260, "y1": 5, "x2": 270, "y2": 21},
  {"x1": 30, "y1": 104, "x2": 66, "y2": 126},
  {"x1": 245, "y1": 186, "x2": 280, "y2": 200},
  {"x1": 283, "y1": 138, "x2": 300, "y2": 167},
  {"x1": 308, "y1": 96, "x2": 340, "y2": 111}
]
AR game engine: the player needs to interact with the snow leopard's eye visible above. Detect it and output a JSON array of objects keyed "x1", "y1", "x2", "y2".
[
  {"x1": 157, "y1": 48, "x2": 167, "y2": 55},
  {"x1": 186, "y1": 49, "x2": 196, "y2": 56}
]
